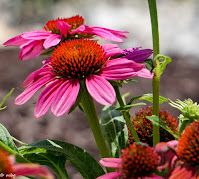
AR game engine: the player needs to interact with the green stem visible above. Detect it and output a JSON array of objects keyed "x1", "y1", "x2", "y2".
[
  {"x1": 0, "y1": 141, "x2": 30, "y2": 163},
  {"x1": 80, "y1": 90, "x2": 110, "y2": 159},
  {"x1": 114, "y1": 86, "x2": 140, "y2": 142},
  {"x1": 12, "y1": 136, "x2": 27, "y2": 146},
  {"x1": 148, "y1": 0, "x2": 160, "y2": 146}
]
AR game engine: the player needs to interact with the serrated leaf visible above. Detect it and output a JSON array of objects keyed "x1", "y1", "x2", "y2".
[
  {"x1": 19, "y1": 146, "x2": 68, "y2": 179},
  {"x1": 20, "y1": 140, "x2": 105, "y2": 179},
  {"x1": 100, "y1": 106, "x2": 128, "y2": 157},
  {"x1": 0, "y1": 88, "x2": 14, "y2": 110},
  {"x1": 0, "y1": 123, "x2": 18, "y2": 152},
  {"x1": 154, "y1": 54, "x2": 172, "y2": 76},
  {"x1": 146, "y1": 115, "x2": 178, "y2": 139},
  {"x1": 117, "y1": 103, "x2": 146, "y2": 112},
  {"x1": 128, "y1": 93, "x2": 168, "y2": 105}
]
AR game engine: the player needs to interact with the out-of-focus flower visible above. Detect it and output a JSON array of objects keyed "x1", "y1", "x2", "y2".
[
  {"x1": 128, "y1": 107, "x2": 178, "y2": 147},
  {"x1": 4, "y1": 15, "x2": 128, "y2": 60},
  {"x1": 14, "y1": 39, "x2": 153, "y2": 118},
  {"x1": 97, "y1": 142, "x2": 162, "y2": 179},
  {"x1": 164, "y1": 121, "x2": 199, "y2": 179},
  {"x1": 0, "y1": 148, "x2": 54, "y2": 179}
]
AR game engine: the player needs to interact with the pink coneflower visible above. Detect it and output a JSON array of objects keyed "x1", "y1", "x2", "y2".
[
  {"x1": 4, "y1": 15, "x2": 128, "y2": 60},
  {"x1": 168, "y1": 121, "x2": 199, "y2": 179},
  {"x1": 97, "y1": 142, "x2": 162, "y2": 179},
  {"x1": 15, "y1": 39, "x2": 153, "y2": 118},
  {"x1": 0, "y1": 148, "x2": 54, "y2": 179}
]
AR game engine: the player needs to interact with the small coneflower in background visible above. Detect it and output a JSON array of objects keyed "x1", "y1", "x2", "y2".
[
  {"x1": 4, "y1": 15, "x2": 128, "y2": 60},
  {"x1": 15, "y1": 39, "x2": 153, "y2": 118},
  {"x1": 97, "y1": 142, "x2": 163, "y2": 179},
  {"x1": 128, "y1": 106, "x2": 178, "y2": 147},
  {"x1": 168, "y1": 120, "x2": 199, "y2": 179},
  {"x1": 0, "y1": 147, "x2": 54, "y2": 179}
]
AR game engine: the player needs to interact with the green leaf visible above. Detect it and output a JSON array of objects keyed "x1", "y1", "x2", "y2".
[
  {"x1": 0, "y1": 88, "x2": 14, "y2": 110},
  {"x1": 0, "y1": 123, "x2": 18, "y2": 152},
  {"x1": 146, "y1": 115, "x2": 178, "y2": 139},
  {"x1": 19, "y1": 147, "x2": 68, "y2": 179},
  {"x1": 128, "y1": 93, "x2": 168, "y2": 105},
  {"x1": 117, "y1": 103, "x2": 146, "y2": 112},
  {"x1": 154, "y1": 54, "x2": 172, "y2": 76},
  {"x1": 143, "y1": 58, "x2": 153, "y2": 72},
  {"x1": 20, "y1": 140, "x2": 105, "y2": 179},
  {"x1": 100, "y1": 106, "x2": 128, "y2": 157},
  {"x1": 40, "y1": 47, "x2": 54, "y2": 56},
  {"x1": 124, "y1": 78, "x2": 138, "y2": 83}
]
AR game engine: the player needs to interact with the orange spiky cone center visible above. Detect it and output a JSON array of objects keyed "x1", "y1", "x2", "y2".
[
  {"x1": 120, "y1": 143, "x2": 160, "y2": 178},
  {"x1": 177, "y1": 120, "x2": 199, "y2": 167},
  {"x1": 43, "y1": 15, "x2": 84, "y2": 34},
  {"x1": 50, "y1": 39, "x2": 107, "y2": 79}
]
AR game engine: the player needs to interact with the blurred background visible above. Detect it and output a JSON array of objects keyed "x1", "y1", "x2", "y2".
[{"x1": 0, "y1": 0, "x2": 199, "y2": 178}]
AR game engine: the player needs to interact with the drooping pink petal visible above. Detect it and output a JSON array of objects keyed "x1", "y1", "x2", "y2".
[
  {"x1": 15, "y1": 75, "x2": 54, "y2": 105},
  {"x1": 43, "y1": 34, "x2": 62, "y2": 49},
  {"x1": 13, "y1": 164, "x2": 54, "y2": 179},
  {"x1": 34, "y1": 79, "x2": 64, "y2": 118},
  {"x1": 93, "y1": 27, "x2": 128, "y2": 39},
  {"x1": 51, "y1": 79, "x2": 80, "y2": 117},
  {"x1": 22, "y1": 66, "x2": 52, "y2": 88},
  {"x1": 86, "y1": 75, "x2": 116, "y2": 105},
  {"x1": 96, "y1": 172, "x2": 121, "y2": 179},
  {"x1": 19, "y1": 39, "x2": 35, "y2": 49},
  {"x1": 100, "y1": 58, "x2": 145, "y2": 80},
  {"x1": 123, "y1": 48, "x2": 153, "y2": 63},
  {"x1": 19, "y1": 40, "x2": 44, "y2": 60},
  {"x1": 137, "y1": 68, "x2": 154, "y2": 79},
  {"x1": 21, "y1": 30, "x2": 52, "y2": 40},
  {"x1": 57, "y1": 21, "x2": 71, "y2": 35},
  {"x1": 102, "y1": 44, "x2": 123, "y2": 58},
  {"x1": 69, "y1": 25, "x2": 86, "y2": 35},
  {"x1": 99, "y1": 158, "x2": 122, "y2": 168},
  {"x1": 84, "y1": 26, "x2": 128, "y2": 42},
  {"x1": 3, "y1": 35, "x2": 30, "y2": 46}
]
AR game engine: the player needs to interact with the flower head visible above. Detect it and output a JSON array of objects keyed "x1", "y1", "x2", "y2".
[
  {"x1": 177, "y1": 120, "x2": 199, "y2": 167},
  {"x1": 0, "y1": 148, "x2": 54, "y2": 179},
  {"x1": 128, "y1": 107, "x2": 178, "y2": 146},
  {"x1": 4, "y1": 15, "x2": 128, "y2": 60},
  {"x1": 15, "y1": 39, "x2": 152, "y2": 118},
  {"x1": 167, "y1": 121, "x2": 199, "y2": 179},
  {"x1": 97, "y1": 142, "x2": 162, "y2": 179}
]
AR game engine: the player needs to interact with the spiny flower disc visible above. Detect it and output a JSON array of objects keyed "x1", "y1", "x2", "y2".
[
  {"x1": 128, "y1": 106, "x2": 178, "y2": 147},
  {"x1": 43, "y1": 15, "x2": 84, "y2": 34},
  {"x1": 0, "y1": 148, "x2": 13, "y2": 178},
  {"x1": 177, "y1": 120, "x2": 199, "y2": 167},
  {"x1": 50, "y1": 39, "x2": 107, "y2": 79},
  {"x1": 120, "y1": 142, "x2": 160, "y2": 178}
]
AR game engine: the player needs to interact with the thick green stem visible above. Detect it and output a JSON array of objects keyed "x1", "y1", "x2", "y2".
[
  {"x1": 148, "y1": 0, "x2": 160, "y2": 146},
  {"x1": 114, "y1": 86, "x2": 140, "y2": 143},
  {"x1": 80, "y1": 90, "x2": 110, "y2": 159}
]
